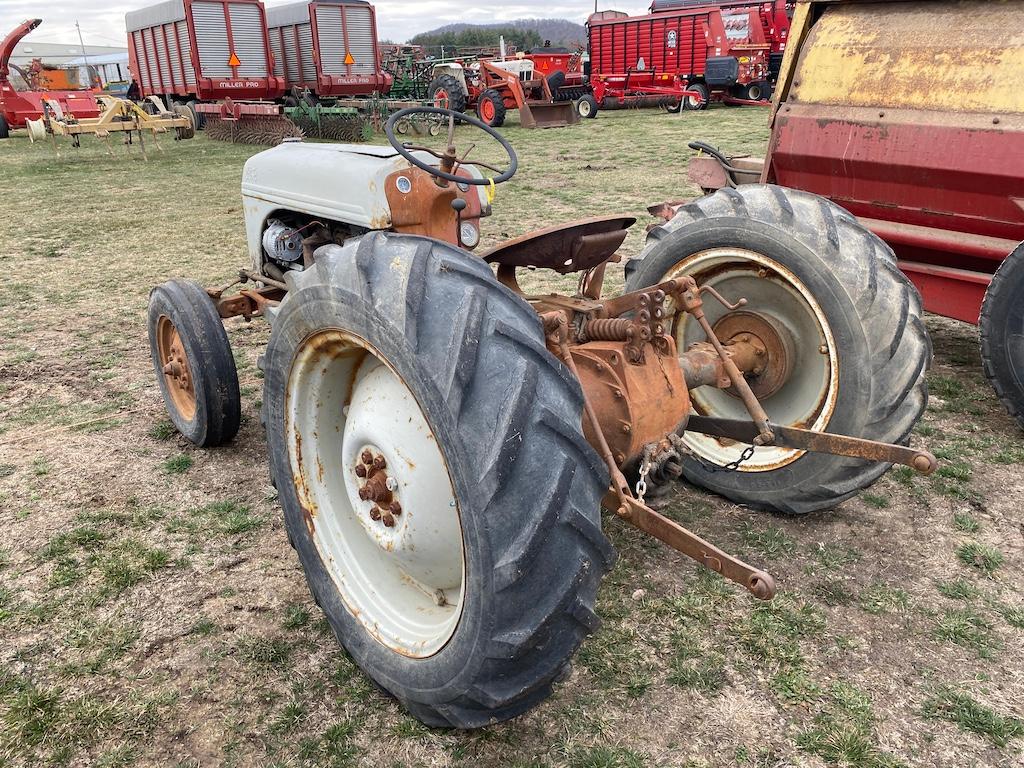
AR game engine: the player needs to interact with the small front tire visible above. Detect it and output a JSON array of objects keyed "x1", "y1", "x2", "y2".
[
  {"x1": 148, "y1": 280, "x2": 241, "y2": 447},
  {"x1": 475, "y1": 88, "x2": 506, "y2": 127},
  {"x1": 576, "y1": 93, "x2": 599, "y2": 119}
]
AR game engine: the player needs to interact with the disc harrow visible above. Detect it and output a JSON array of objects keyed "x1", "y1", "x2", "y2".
[{"x1": 203, "y1": 115, "x2": 304, "y2": 146}]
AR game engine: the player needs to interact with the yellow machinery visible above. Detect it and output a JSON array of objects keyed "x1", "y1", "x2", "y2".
[{"x1": 26, "y1": 95, "x2": 194, "y2": 157}]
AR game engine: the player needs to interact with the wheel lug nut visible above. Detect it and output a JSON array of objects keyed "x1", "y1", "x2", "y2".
[
  {"x1": 372, "y1": 456, "x2": 386, "y2": 470},
  {"x1": 382, "y1": 512, "x2": 396, "y2": 527},
  {"x1": 355, "y1": 464, "x2": 367, "y2": 478},
  {"x1": 385, "y1": 476, "x2": 398, "y2": 491},
  {"x1": 389, "y1": 501, "x2": 402, "y2": 516},
  {"x1": 358, "y1": 487, "x2": 371, "y2": 501},
  {"x1": 361, "y1": 450, "x2": 373, "y2": 465},
  {"x1": 369, "y1": 506, "x2": 382, "y2": 521}
]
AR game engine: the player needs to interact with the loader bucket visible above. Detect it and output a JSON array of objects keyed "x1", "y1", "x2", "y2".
[{"x1": 519, "y1": 100, "x2": 579, "y2": 129}]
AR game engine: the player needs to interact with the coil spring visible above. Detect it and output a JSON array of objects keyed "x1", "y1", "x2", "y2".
[{"x1": 584, "y1": 318, "x2": 632, "y2": 341}]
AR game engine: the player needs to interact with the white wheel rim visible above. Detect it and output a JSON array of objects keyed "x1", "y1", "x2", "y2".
[
  {"x1": 286, "y1": 330, "x2": 465, "y2": 658},
  {"x1": 665, "y1": 248, "x2": 839, "y2": 471},
  {"x1": 579, "y1": 100, "x2": 592, "y2": 117}
]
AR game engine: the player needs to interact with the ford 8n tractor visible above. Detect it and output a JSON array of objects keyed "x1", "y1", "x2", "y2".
[{"x1": 149, "y1": 107, "x2": 935, "y2": 727}]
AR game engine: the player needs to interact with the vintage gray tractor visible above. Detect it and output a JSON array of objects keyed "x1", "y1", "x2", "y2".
[{"x1": 148, "y1": 107, "x2": 935, "y2": 728}]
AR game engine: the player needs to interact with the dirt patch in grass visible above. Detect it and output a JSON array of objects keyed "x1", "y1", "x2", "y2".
[{"x1": 1, "y1": 109, "x2": 1022, "y2": 767}]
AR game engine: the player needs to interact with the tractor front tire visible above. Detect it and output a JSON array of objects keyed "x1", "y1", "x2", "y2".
[
  {"x1": 476, "y1": 88, "x2": 506, "y2": 127},
  {"x1": 576, "y1": 94, "x2": 599, "y2": 119},
  {"x1": 627, "y1": 185, "x2": 931, "y2": 515},
  {"x1": 980, "y1": 241, "x2": 1024, "y2": 431},
  {"x1": 427, "y1": 74, "x2": 468, "y2": 115},
  {"x1": 262, "y1": 233, "x2": 615, "y2": 728},
  {"x1": 148, "y1": 280, "x2": 241, "y2": 447}
]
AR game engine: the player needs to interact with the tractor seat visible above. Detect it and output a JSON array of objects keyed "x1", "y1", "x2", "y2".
[{"x1": 482, "y1": 215, "x2": 636, "y2": 274}]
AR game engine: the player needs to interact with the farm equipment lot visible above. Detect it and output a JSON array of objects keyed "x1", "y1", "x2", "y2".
[{"x1": 1, "y1": 109, "x2": 1022, "y2": 767}]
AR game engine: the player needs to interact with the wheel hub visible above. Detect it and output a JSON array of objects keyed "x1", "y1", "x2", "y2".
[
  {"x1": 157, "y1": 316, "x2": 196, "y2": 420},
  {"x1": 714, "y1": 310, "x2": 795, "y2": 400},
  {"x1": 353, "y1": 448, "x2": 403, "y2": 528}
]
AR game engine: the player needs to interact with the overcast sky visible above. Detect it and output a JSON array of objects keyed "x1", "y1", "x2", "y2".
[{"x1": 2, "y1": 2, "x2": 652, "y2": 50}]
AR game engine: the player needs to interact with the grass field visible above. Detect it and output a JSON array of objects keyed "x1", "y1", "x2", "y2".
[{"x1": 1, "y1": 107, "x2": 1022, "y2": 768}]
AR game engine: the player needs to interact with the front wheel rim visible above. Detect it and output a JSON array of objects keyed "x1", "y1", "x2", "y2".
[
  {"x1": 286, "y1": 329, "x2": 466, "y2": 658},
  {"x1": 578, "y1": 100, "x2": 592, "y2": 117},
  {"x1": 156, "y1": 316, "x2": 197, "y2": 421},
  {"x1": 665, "y1": 248, "x2": 839, "y2": 471}
]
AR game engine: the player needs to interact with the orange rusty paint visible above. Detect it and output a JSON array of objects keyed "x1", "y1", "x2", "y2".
[
  {"x1": 384, "y1": 166, "x2": 481, "y2": 248},
  {"x1": 572, "y1": 341, "x2": 690, "y2": 465}
]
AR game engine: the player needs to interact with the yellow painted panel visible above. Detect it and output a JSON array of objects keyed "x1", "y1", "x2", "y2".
[{"x1": 791, "y1": 0, "x2": 1024, "y2": 114}]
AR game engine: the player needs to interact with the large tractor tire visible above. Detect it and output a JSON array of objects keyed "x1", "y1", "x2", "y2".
[
  {"x1": 148, "y1": 280, "x2": 241, "y2": 447},
  {"x1": 262, "y1": 232, "x2": 615, "y2": 728},
  {"x1": 0, "y1": 116, "x2": 9, "y2": 139},
  {"x1": 427, "y1": 74, "x2": 468, "y2": 115},
  {"x1": 980, "y1": 242, "x2": 1024, "y2": 431},
  {"x1": 626, "y1": 185, "x2": 931, "y2": 515},
  {"x1": 475, "y1": 88, "x2": 506, "y2": 127}
]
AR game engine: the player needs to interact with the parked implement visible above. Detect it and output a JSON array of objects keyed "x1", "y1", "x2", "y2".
[
  {"x1": 688, "y1": 0, "x2": 1024, "y2": 429},
  {"x1": 0, "y1": 19, "x2": 101, "y2": 138},
  {"x1": 126, "y1": 0, "x2": 298, "y2": 145},
  {"x1": 26, "y1": 94, "x2": 194, "y2": 155},
  {"x1": 149, "y1": 108, "x2": 934, "y2": 727}
]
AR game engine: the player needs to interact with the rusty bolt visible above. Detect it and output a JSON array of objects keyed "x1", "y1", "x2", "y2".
[
  {"x1": 757, "y1": 268, "x2": 769, "y2": 279},
  {"x1": 358, "y1": 487, "x2": 372, "y2": 501},
  {"x1": 819, "y1": 345, "x2": 829, "y2": 355},
  {"x1": 756, "y1": 347, "x2": 766, "y2": 357},
  {"x1": 615, "y1": 453, "x2": 626, "y2": 464},
  {"x1": 389, "y1": 501, "x2": 402, "y2": 516},
  {"x1": 369, "y1": 505, "x2": 382, "y2": 521},
  {"x1": 613, "y1": 389, "x2": 623, "y2": 399},
  {"x1": 354, "y1": 464, "x2": 367, "y2": 478},
  {"x1": 360, "y1": 450, "x2": 373, "y2": 465},
  {"x1": 382, "y1": 512, "x2": 396, "y2": 527},
  {"x1": 993, "y1": 117, "x2": 1001, "y2": 125},
  {"x1": 654, "y1": 290, "x2": 666, "y2": 302},
  {"x1": 622, "y1": 424, "x2": 631, "y2": 434},
  {"x1": 372, "y1": 455, "x2": 386, "y2": 470},
  {"x1": 596, "y1": 362, "x2": 604, "y2": 372}
]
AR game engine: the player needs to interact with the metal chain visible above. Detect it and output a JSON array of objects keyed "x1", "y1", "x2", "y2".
[
  {"x1": 635, "y1": 444, "x2": 656, "y2": 504},
  {"x1": 669, "y1": 433, "x2": 757, "y2": 474}
]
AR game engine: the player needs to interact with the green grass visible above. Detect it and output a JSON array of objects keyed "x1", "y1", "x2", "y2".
[
  {"x1": 796, "y1": 683, "x2": 901, "y2": 768},
  {"x1": 952, "y1": 512, "x2": 980, "y2": 533},
  {"x1": 162, "y1": 454, "x2": 193, "y2": 474},
  {"x1": 932, "y1": 608, "x2": 999, "y2": 658},
  {"x1": 922, "y1": 687, "x2": 1024, "y2": 747},
  {"x1": 167, "y1": 500, "x2": 266, "y2": 540},
  {"x1": 935, "y1": 579, "x2": 980, "y2": 601},
  {"x1": 858, "y1": 583, "x2": 911, "y2": 616},
  {"x1": 956, "y1": 542, "x2": 1004, "y2": 577},
  {"x1": 236, "y1": 635, "x2": 293, "y2": 666}
]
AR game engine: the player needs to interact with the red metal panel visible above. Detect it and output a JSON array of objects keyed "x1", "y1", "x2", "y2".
[{"x1": 899, "y1": 261, "x2": 991, "y2": 325}]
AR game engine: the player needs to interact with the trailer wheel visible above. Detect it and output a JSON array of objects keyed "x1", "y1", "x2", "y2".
[
  {"x1": 171, "y1": 104, "x2": 195, "y2": 140},
  {"x1": 980, "y1": 242, "x2": 1024, "y2": 431},
  {"x1": 0, "y1": 116, "x2": 9, "y2": 139},
  {"x1": 427, "y1": 74, "x2": 467, "y2": 115},
  {"x1": 682, "y1": 82, "x2": 709, "y2": 111},
  {"x1": 743, "y1": 81, "x2": 768, "y2": 101},
  {"x1": 576, "y1": 94, "x2": 599, "y2": 119},
  {"x1": 627, "y1": 185, "x2": 931, "y2": 515},
  {"x1": 186, "y1": 100, "x2": 204, "y2": 131},
  {"x1": 476, "y1": 89, "x2": 506, "y2": 127},
  {"x1": 662, "y1": 98, "x2": 683, "y2": 114},
  {"x1": 148, "y1": 280, "x2": 241, "y2": 447},
  {"x1": 262, "y1": 232, "x2": 614, "y2": 728}
]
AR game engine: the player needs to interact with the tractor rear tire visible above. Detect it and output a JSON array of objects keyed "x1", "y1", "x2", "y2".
[
  {"x1": 980, "y1": 241, "x2": 1024, "y2": 431},
  {"x1": 0, "y1": 116, "x2": 9, "y2": 139},
  {"x1": 576, "y1": 94, "x2": 599, "y2": 119},
  {"x1": 476, "y1": 88, "x2": 506, "y2": 127},
  {"x1": 262, "y1": 232, "x2": 615, "y2": 728},
  {"x1": 682, "y1": 82, "x2": 709, "y2": 111},
  {"x1": 627, "y1": 185, "x2": 931, "y2": 515},
  {"x1": 148, "y1": 280, "x2": 241, "y2": 447},
  {"x1": 427, "y1": 74, "x2": 468, "y2": 115}
]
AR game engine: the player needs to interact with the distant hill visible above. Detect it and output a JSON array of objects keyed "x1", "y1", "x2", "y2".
[{"x1": 409, "y1": 19, "x2": 587, "y2": 49}]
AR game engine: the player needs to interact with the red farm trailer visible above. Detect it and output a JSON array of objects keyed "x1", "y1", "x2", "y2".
[
  {"x1": 125, "y1": 0, "x2": 296, "y2": 142},
  {"x1": 0, "y1": 19, "x2": 101, "y2": 137},
  {"x1": 651, "y1": 1, "x2": 792, "y2": 84},
  {"x1": 579, "y1": 4, "x2": 772, "y2": 118},
  {"x1": 265, "y1": 0, "x2": 391, "y2": 98}
]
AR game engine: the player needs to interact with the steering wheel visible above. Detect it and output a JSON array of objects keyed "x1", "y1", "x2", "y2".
[{"x1": 385, "y1": 106, "x2": 518, "y2": 186}]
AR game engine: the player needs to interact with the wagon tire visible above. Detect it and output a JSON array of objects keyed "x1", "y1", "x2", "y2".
[
  {"x1": 262, "y1": 232, "x2": 615, "y2": 728},
  {"x1": 576, "y1": 93, "x2": 599, "y2": 119},
  {"x1": 627, "y1": 185, "x2": 931, "y2": 515},
  {"x1": 683, "y1": 81, "x2": 709, "y2": 111},
  {"x1": 980, "y1": 241, "x2": 1024, "y2": 431},
  {"x1": 0, "y1": 116, "x2": 9, "y2": 139},
  {"x1": 148, "y1": 279, "x2": 241, "y2": 448},
  {"x1": 186, "y1": 100, "x2": 204, "y2": 130}
]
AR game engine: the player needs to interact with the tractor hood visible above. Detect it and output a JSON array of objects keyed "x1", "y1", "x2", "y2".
[{"x1": 242, "y1": 141, "x2": 421, "y2": 231}]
